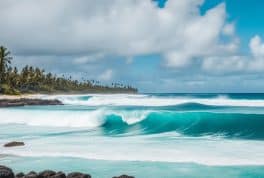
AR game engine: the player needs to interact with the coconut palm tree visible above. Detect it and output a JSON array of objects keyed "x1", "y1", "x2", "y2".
[{"x1": 0, "y1": 46, "x2": 13, "y2": 84}]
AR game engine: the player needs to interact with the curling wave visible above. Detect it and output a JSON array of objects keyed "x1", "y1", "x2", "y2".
[{"x1": 1, "y1": 108, "x2": 264, "y2": 139}]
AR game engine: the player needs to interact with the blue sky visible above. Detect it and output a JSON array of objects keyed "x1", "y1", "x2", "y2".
[
  {"x1": 1, "y1": 0, "x2": 264, "y2": 92},
  {"x1": 202, "y1": 0, "x2": 264, "y2": 52}
]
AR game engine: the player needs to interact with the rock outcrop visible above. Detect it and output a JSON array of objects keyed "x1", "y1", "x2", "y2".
[
  {"x1": 3, "y1": 142, "x2": 25, "y2": 147},
  {"x1": 15, "y1": 173, "x2": 24, "y2": 178},
  {"x1": 0, "y1": 98, "x2": 63, "y2": 107},
  {"x1": 0, "y1": 166, "x2": 14, "y2": 178},
  {"x1": 0, "y1": 166, "x2": 135, "y2": 178},
  {"x1": 24, "y1": 171, "x2": 38, "y2": 178},
  {"x1": 49, "y1": 172, "x2": 66, "y2": 178},
  {"x1": 38, "y1": 170, "x2": 56, "y2": 178},
  {"x1": 112, "y1": 175, "x2": 135, "y2": 178},
  {"x1": 67, "y1": 172, "x2": 91, "y2": 178}
]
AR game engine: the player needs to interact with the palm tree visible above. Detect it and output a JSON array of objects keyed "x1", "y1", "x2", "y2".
[{"x1": 0, "y1": 46, "x2": 13, "y2": 84}]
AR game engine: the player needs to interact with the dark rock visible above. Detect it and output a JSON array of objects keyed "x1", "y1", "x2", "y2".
[
  {"x1": 3, "y1": 142, "x2": 25, "y2": 147},
  {"x1": 67, "y1": 172, "x2": 91, "y2": 178},
  {"x1": 0, "y1": 99, "x2": 63, "y2": 108},
  {"x1": 112, "y1": 175, "x2": 134, "y2": 178},
  {"x1": 0, "y1": 165, "x2": 14, "y2": 178},
  {"x1": 49, "y1": 172, "x2": 66, "y2": 178},
  {"x1": 15, "y1": 172, "x2": 25, "y2": 178},
  {"x1": 24, "y1": 171, "x2": 38, "y2": 178},
  {"x1": 38, "y1": 170, "x2": 56, "y2": 178}
]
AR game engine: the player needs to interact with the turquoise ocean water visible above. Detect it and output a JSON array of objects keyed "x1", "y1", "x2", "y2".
[{"x1": 1, "y1": 93, "x2": 264, "y2": 178}]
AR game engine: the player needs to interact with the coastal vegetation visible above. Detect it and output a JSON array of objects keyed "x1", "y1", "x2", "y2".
[{"x1": 0, "y1": 46, "x2": 137, "y2": 95}]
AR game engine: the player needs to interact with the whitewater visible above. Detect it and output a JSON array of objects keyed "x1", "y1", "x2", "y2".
[{"x1": 1, "y1": 93, "x2": 264, "y2": 178}]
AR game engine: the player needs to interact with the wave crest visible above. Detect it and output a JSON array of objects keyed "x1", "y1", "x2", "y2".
[
  {"x1": 2, "y1": 108, "x2": 264, "y2": 139},
  {"x1": 40, "y1": 94, "x2": 264, "y2": 107}
]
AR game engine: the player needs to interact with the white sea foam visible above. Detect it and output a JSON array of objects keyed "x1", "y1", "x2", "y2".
[
  {"x1": 38, "y1": 94, "x2": 264, "y2": 107},
  {"x1": 0, "y1": 108, "x2": 149, "y2": 127},
  {"x1": 0, "y1": 109, "x2": 105, "y2": 128},
  {"x1": 2, "y1": 94, "x2": 264, "y2": 166},
  {"x1": 1, "y1": 133, "x2": 264, "y2": 166}
]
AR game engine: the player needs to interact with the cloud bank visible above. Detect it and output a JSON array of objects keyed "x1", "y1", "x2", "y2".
[
  {"x1": 1, "y1": 0, "x2": 263, "y2": 92},
  {"x1": 202, "y1": 35, "x2": 264, "y2": 73},
  {"x1": 1, "y1": 0, "x2": 236, "y2": 65}
]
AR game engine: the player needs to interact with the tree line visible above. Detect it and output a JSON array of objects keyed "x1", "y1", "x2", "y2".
[{"x1": 0, "y1": 46, "x2": 137, "y2": 95}]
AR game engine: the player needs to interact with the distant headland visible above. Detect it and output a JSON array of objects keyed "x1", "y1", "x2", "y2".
[{"x1": 0, "y1": 46, "x2": 137, "y2": 95}]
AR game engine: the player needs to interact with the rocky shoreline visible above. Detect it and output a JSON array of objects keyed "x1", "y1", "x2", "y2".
[
  {"x1": 0, "y1": 166, "x2": 134, "y2": 178},
  {"x1": 0, "y1": 98, "x2": 63, "y2": 107}
]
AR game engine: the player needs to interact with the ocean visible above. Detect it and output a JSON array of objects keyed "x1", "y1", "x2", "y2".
[{"x1": 1, "y1": 93, "x2": 264, "y2": 178}]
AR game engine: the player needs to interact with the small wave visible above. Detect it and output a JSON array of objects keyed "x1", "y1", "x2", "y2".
[{"x1": 40, "y1": 94, "x2": 264, "y2": 107}]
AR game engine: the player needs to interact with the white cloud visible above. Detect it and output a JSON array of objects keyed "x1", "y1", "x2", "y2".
[
  {"x1": 164, "y1": 52, "x2": 191, "y2": 67},
  {"x1": 202, "y1": 56, "x2": 248, "y2": 73},
  {"x1": 202, "y1": 35, "x2": 264, "y2": 73},
  {"x1": 0, "y1": 0, "x2": 236, "y2": 68},
  {"x1": 74, "y1": 53, "x2": 105, "y2": 64},
  {"x1": 222, "y1": 23, "x2": 235, "y2": 36},
  {"x1": 98, "y1": 69, "x2": 114, "y2": 81},
  {"x1": 249, "y1": 35, "x2": 264, "y2": 58}
]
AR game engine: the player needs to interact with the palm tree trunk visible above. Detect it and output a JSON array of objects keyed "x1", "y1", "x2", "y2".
[{"x1": 0, "y1": 55, "x2": 3, "y2": 84}]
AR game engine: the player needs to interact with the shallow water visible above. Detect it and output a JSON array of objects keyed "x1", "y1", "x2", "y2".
[
  {"x1": 1, "y1": 93, "x2": 264, "y2": 177},
  {"x1": 1, "y1": 156, "x2": 264, "y2": 178}
]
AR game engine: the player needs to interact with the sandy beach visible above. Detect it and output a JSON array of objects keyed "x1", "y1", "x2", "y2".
[{"x1": 0, "y1": 94, "x2": 40, "y2": 100}]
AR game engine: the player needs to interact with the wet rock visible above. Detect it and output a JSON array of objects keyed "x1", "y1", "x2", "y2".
[
  {"x1": 24, "y1": 171, "x2": 38, "y2": 178},
  {"x1": 49, "y1": 172, "x2": 66, "y2": 178},
  {"x1": 0, "y1": 99, "x2": 63, "y2": 108},
  {"x1": 15, "y1": 172, "x2": 25, "y2": 178},
  {"x1": 112, "y1": 175, "x2": 134, "y2": 178},
  {"x1": 67, "y1": 172, "x2": 91, "y2": 178},
  {"x1": 3, "y1": 142, "x2": 25, "y2": 147},
  {"x1": 38, "y1": 170, "x2": 56, "y2": 178},
  {"x1": 0, "y1": 165, "x2": 14, "y2": 178}
]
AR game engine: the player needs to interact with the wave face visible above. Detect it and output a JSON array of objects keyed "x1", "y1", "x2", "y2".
[
  {"x1": 1, "y1": 93, "x2": 264, "y2": 166},
  {"x1": 103, "y1": 112, "x2": 264, "y2": 139},
  {"x1": 1, "y1": 109, "x2": 264, "y2": 139}
]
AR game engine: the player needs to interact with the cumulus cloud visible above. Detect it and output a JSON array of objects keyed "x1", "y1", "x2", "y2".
[
  {"x1": 222, "y1": 23, "x2": 235, "y2": 36},
  {"x1": 73, "y1": 53, "x2": 105, "y2": 64},
  {"x1": 250, "y1": 35, "x2": 264, "y2": 58},
  {"x1": 202, "y1": 35, "x2": 264, "y2": 73},
  {"x1": 0, "y1": 0, "x2": 236, "y2": 68},
  {"x1": 163, "y1": 3, "x2": 238, "y2": 68},
  {"x1": 2, "y1": 0, "x2": 264, "y2": 92}
]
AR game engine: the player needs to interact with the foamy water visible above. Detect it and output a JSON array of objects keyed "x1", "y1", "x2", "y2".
[
  {"x1": 39, "y1": 94, "x2": 264, "y2": 107},
  {"x1": 1, "y1": 94, "x2": 264, "y2": 177}
]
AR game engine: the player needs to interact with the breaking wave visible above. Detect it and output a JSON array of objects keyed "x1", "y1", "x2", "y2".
[
  {"x1": 38, "y1": 94, "x2": 264, "y2": 107},
  {"x1": 1, "y1": 108, "x2": 264, "y2": 139}
]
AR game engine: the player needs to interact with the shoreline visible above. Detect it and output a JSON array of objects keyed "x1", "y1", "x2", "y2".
[
  {"x1": 0, "y1": 93, "x2": 139, "y2": 100},
  {"x1": 0, "y1": 97, "x2": 63, "y2": 107},
  {"x1": 0, "y1": 94, "x2": 41, "y2": 100}
]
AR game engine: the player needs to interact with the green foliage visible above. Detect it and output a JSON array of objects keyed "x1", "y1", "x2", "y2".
[
  {"x1": 0, "y1": 84, "x2": 20, "y2": 95},
  {"x1": 0, "y1": 46, "x2": 138, "y2": 95},
  {"x1": 0, "y1": 46, "x2": 12, "y2": 84}
]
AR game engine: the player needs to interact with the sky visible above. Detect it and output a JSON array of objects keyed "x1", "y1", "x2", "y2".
[{"x1": 1, "y1": 0, "x2": 264, "y2": 93}]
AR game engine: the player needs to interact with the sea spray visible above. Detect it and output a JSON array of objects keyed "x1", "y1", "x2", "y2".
[{"x1": 1, "y1": 94, "x2": 264, "y2": 169}]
